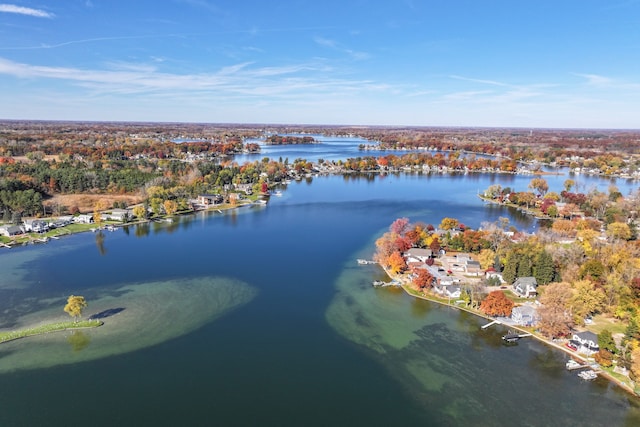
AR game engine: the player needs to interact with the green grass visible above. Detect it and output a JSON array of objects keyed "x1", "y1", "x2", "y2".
[
  {"x1": 0, "y1": 319, "x2": 103, "y2": 344},
  {"x1": 586, "y1": 314, "x2": 627, "y2": 335}
]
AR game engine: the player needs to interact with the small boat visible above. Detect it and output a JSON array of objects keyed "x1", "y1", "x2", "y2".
[
  {"x1": 566, "y1": 359, "x2": 582, "y2": 370},
  {"x1": 578, "y1": 370, "x2": 597, "y2": 380},
  {"x1": 502, "y1": 332, "x2": 521, "y2": 343},
  {"x1": 273, "y1": 190, "x2": 283, "y2": 197}
]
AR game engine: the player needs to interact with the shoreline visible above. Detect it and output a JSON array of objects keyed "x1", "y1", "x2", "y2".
[
  {"x1": 378, "y1": 266, "x2": 639, "y2": 397},
  {"x1": 0, "y1": 201, "x2": 254, "y2": 249}
]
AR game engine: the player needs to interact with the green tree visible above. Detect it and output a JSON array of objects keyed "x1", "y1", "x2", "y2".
[
  {"x1": 64, "y1": 295, "x2": 87, "y2": 323},
  {"x1": 502, "y1": 251, "x2": 519, "y2": 284},
  {"x1": 598, "y1": 329, "x2": 617, "y2": 354},
  {"x1": 533, "y1": 250, "x2": 555, "y2": 285}
]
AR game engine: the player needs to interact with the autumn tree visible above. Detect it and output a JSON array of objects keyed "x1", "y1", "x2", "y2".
[
  {"x1": 390, "y1": 217, "x2": 410, "y2": 235},
  {"x1": 439, "y1": 217, "x2": 459, "y2": 231},
  {"x1": 388, "y1": 251, "x2": 407, "y2": 274},
  {"x1": 563, "y1": 179, "x2": 575, "y2": 192},
  {"x1": 529, "y1": 177, "x2": 549, "y2": 196},
  {"x1": 480, "y1": 290, "x2": 514, "y2": 317},
  {"x1": 64, "y1": 295, "x2": 87, "y2": 323},
  {"x1": 570, "y1": 279, "x2": 605, "y2": 323},
  {"x1": 630, "y1": 347, "x2": 640, "y2": 382},
  {"x1": 478, "y1": 249, "x2": 496, "y2": 270},
  {"x1": 163, "y1": 199, "x2": 178, "y2": 216},
  {"x1": 413, "y1": 269, "x2": 433, "y2": 290},
  {"x1": 132, "y1": 205, "x2": 147, "y2": 219},
  {"x1": 606, "y1": 221, "x2": 631, "y2": 241},
  {"x1": 537, "y1": 282, "x2": 573, "y2": 338}
]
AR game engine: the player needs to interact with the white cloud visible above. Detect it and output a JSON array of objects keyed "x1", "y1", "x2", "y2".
[
  {"x1": 574, "y1": 73, "x2": 614, "y2": 86},
  {"x1": 314, "y1": 36, "x2": 370, "y2": 60},
  {"x1": 449, "y1": 75, "x2": 511, "y2": 87},
  {"x1": 0, "y1": 57, "x2": 384, "y2": 98},
  {"x1": 0, "y1": 4, "x2": 54, "y2": 18}
]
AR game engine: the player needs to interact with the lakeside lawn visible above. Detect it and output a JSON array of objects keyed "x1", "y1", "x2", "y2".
[{"x1": 0, "y1": 319, "x2": 103, "y2": 344}]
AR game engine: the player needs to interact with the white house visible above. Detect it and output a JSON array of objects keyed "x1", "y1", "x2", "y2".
[
  {"x1": 104, "y1": 208, "x2": 131, "y2": 221},
  {"x1": 405, "y1": 248, "x2": 433, "y2": 263},
  {"x1": 73, "y1": 214, "x2": 94, "y2": 224},
  {"x1": 434, "y1": 284, "x2": 461, "y2": 299},
  {"x1": 511, "y1": 304, "x2": 539, "y2": 326},
  {"x1": 571, "y1": 331, "x2": 600, "y2": 355},
  {"x1": 513, "y1": 277, "x2": 538, "y2": 298},
  {"x1": 23, "y1": 219, "x2": 49, "y2": 233}
]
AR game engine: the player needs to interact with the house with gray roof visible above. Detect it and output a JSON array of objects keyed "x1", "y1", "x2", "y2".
[
  {"x1": 571, "y1": 331, "x2": 600, "y2": 355},
  {"x1": 511, "y1": 304, "x2": 539, "y2": 326},
  {"x1": 513, "y1": 277, "x2": 538, "y2": 298},
  {"x1": 0, "y1": 224, "x2": 24, "y2": 237}
]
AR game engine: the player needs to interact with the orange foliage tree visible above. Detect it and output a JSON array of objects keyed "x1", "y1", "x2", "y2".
[
  {"x1": 480, "y1": 290, "x2": 514, "y2": 317},
  {"x1": 413, "y1": 269, "x2": 434, "y2": 290},
  {"x1": 388, "y1": 251, "x2": 407, "y2": 274}
]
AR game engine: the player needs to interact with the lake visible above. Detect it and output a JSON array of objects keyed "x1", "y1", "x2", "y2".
[{"x1": 1, "y1": 139, "x2": 639, "y2": 426}]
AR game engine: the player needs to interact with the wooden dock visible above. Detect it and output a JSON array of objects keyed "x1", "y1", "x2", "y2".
[{"x1": 481, "y1": 320, "x2": 501, "y2": 329}]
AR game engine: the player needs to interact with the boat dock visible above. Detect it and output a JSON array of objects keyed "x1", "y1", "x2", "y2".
[
  {"x1": 372, "y1": 280, "x2": 401, "y2": 288},
  {"x1": 502, "y1": 332, "x2": 532, "y2": 342},
  {"x1": 481, "y1": 320, "x2": 501, "y2": 329}
]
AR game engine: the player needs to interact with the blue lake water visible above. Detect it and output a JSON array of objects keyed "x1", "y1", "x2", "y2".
[{"x1": 0, "y1": 140, "x2": 639, "y2": 426}]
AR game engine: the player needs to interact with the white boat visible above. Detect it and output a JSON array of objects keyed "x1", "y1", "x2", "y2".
[
  {"x1": 566, "y1": 359, "x2": 581, "y2": 370},
  {"x1": 577, "y1": 370, "x2": 597, "y2": 380}
]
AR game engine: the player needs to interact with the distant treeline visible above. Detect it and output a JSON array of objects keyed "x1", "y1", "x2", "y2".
[{"x1": 265, "y1": 135, "x2": 317, "y2": 145}]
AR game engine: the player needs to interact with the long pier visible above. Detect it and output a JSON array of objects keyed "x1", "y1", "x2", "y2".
[{"x1": 481, "y1": 320, "x2": 501, "y2": 329}]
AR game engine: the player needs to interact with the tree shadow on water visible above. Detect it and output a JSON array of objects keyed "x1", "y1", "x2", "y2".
[{"x1": 88, "y1": 307, "x2": 125, "y2": 320}]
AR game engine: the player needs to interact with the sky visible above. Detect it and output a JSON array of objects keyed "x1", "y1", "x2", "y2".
[{"x1": 0, "y1": 1, "x2": 639, "y2": 129}]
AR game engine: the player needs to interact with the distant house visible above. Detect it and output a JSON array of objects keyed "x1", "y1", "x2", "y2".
[
  {"x1": 511, "y1": 304, "x2": 539, "y2": 326},
  {"x1": 235, "y1": 184, "x2": 253, "y2": 195},
  {"x1": 513, "y1": 277, "x2": 538, "y2": 298},
  {"x1": 73, "y1": 214, "x2": 94, "y2": 224},
  {"x1": 23, "y1": 219, "x2": 49, "y2": 233},
  {"x1": 571, "y1": 331, "x2": 600, "y2": 355},
  {"x1": 51, "y1": 216, "x2": 73, "y2": 228},
  {"x1": 198, "y1": 194, "x2": 223, "y2": 206},
  {"x1": 0, "y1": 225, "x2": 24, "y2": 237},
  {"x1": 104, "y1": 208, "x2": 131, "y2": 222},
  {"x1": 485, "y1": 271, "x2": 505, "y2": 283}
]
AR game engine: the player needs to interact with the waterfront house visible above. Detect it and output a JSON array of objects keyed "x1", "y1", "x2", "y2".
[
  {"x1": 23, "y1": 219, "x2": 49, "y2": 233},
  {"x1": 105, "y1": 208, "x2": 131, "y2": 222},
  {"x1": 513, "y1": 277, "x2": 538, "y2": 298},
  {"x1": 511, "y1": 304, "x2": 539, "y2": 326},
  {"x1": 405, "y1": 248, "x2": 433, "y2": 263},
  {"x1": 571, "y1": 331, "x2": 600, "y2": 355},
  {"x1": 0, "y1": 224, "x2": 24, "y2": 237},
  {"x1": 434, "y1": 284, "x2": 461, "y2": 299},
  {"x1": 73, "y1": 214, "x2": 94, "y2": 224},
  {"x1": 51, "y1": 216, "x2": 72, "y2": 228},
  {"x1": 198, "y1": 194, "x2": 223, "y2": 206}
]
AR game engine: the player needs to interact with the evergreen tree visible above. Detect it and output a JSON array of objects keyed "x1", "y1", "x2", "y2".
[
  {"x1": 598, "y1": 329, "x2": 617, "y2": 354},
  {"x1": 534, "y1": 250, "x2": 555, "y2": 285},
  {"x1": 502, "y1": 251, "x2": 518, "y2": 284},
  {"x1": 516, "y1": 253, "x2": 533, "y2": 278}
]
